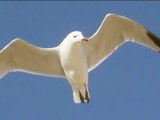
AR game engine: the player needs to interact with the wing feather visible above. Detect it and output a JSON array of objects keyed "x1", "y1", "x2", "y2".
[
  {"x1": 0, "y1": 38, "x2": 65, "y2": 78},
  {"x1": 84, "y1": 13, "x2": 160, "y2": 71}
]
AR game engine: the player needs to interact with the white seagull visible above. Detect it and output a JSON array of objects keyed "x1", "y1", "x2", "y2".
[{"x1": 0, "y1": 13, "x2": 160, "y2": 104}]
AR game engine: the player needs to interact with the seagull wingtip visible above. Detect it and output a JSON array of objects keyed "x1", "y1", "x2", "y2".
[{"x1": 147, "y1": 31, "x2": 160, "y2": 47}]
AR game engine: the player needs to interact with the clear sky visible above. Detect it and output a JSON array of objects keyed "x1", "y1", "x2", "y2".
[{"x1": 0, "y1": 1, "x2": 160, "y2": 120}]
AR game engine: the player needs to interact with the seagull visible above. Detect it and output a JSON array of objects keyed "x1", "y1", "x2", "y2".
[{"x1": 0, "y1": 13, "x2": 160, "y2": 104}]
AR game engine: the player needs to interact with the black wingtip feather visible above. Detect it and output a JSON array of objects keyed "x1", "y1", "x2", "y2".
[{"x1": 147, "y1": 31, "x2": 160, "y2": 49}]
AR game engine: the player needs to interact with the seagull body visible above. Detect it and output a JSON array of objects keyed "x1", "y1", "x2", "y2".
[
  {"x1": 59, "y1": 32, "x2": 89, "y2": 103},
  {"x1": 0, "y1": 13, "x2": 160, "y2": 104}
]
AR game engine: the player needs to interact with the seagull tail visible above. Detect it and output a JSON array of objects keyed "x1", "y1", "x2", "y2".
[{"x1": 72, "y1": 84, "x2": 90, "y2": 104}]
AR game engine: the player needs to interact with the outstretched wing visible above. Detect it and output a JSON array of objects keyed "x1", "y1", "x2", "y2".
[
  {"x1": 0, "y1": 38, "x2": 65, "y2": 78},
  {"x1": 84, "y1": 13, "x2": 160, "y2": 71}
]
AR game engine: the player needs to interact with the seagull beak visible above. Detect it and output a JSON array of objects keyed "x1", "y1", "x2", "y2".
[{"x1": 81, "y1": 37, "x2": 88, "y2": 42}]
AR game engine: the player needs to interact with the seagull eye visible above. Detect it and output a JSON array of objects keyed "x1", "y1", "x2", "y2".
[{"x1": 73, "y1": 36, "x2": 76, "y2": 38}]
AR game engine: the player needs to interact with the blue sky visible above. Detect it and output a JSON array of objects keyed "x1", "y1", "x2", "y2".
[{"x1": 0, "y1": 1, "x2": 160, "y2": 120}]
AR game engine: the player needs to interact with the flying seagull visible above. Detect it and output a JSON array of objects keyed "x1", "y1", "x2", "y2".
[{"x1": 0, "y1": 13, "x2": 160, "y2": 104}]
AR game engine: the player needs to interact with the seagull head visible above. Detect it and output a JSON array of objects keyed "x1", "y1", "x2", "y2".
[{"x1": 64, "y1": 31, "x2": 88, "y2": 43}]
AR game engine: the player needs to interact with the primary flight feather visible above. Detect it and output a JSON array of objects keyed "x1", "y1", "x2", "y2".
[{"x1": 0, "y1": 13, "x2": 160, "y2": 104}]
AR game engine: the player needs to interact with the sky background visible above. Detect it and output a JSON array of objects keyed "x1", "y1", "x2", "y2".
[{"x1": 0, "y1": 1, "x2": 160, "y2": 120}]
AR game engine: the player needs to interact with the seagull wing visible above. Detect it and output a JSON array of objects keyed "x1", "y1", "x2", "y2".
[
  {"x1": 84, "y1": 13, "x2": 160, "y2": 71},
  {"x1": 0, "y1": 38, "x2": 65, "y2": 78}
]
